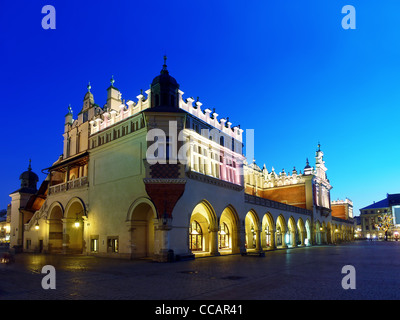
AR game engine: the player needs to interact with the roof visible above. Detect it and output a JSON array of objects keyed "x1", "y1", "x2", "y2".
[
  {"x1": 360, "y1": 193, "x2": 400, "y2": 211},
  {"x1": 388, "y1": 193, "x2": 400, "y2": 206},
  {"x1": 360, "y1": 198, "x2": 389, "y2": 210}
]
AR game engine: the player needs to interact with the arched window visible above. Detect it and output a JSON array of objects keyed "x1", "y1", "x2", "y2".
[
  {"x1": 189, "y1": 220, "x2": 203, "y2": 251},
  {"x1": 219, "y1": 222, "x2": 230, "y2": 249}
]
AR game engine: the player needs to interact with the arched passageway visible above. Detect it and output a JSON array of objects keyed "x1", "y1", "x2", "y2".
[
  {"x1": 189, "y1": 200, "x2": 218, "y2": 256},
  {"x1": 128, "y1": 201, "x2": 156, "y2": 259},
  {"x1": 245, "y1": 210, "x2": 260, "y2": 252},
  {"x1": 48, "y1": 203, "x2": 63, "y2": 253},
  {"x1": 261, "y1": 213, "x2": 275, "y2": 250},
  {"x1": 275, "y1": 215, "x2": 287, "y2": 248},
  {"x1": 64, "y1": 198, "x2": 86, "y2": 254},
  {"x1": 219, "y1": 205, "x2": 240, "y2": 254}
]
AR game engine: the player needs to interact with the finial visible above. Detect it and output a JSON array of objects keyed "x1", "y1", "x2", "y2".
[
  {"x1": 161, "y1": 55, "x2": 168, "y2": 72},
  {"x1": 87, "y1": 82, "x2": 91, "y2": 92},
  {"x1": 68, "y1": 104, "x2": 73, "y2": 114},
  {"x1": 110, "y1": 75, "x2": 115, "y2": 87},
  {"x1": 28, "y1": 159, "x2": 32, "y2": 171},
  {"x1": 317, "y1": 142, "x2": 321, "y2": 151}
]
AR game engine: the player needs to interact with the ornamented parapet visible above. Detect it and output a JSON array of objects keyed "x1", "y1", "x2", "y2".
[{"x1": 89, "y1": 89, "x2": 243, "y2": 142}]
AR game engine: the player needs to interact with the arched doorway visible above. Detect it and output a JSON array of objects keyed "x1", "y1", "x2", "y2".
[
  {"x1": 261, "y1": 212, "x2": 274, "y2": 250},
  {"x1": 189, "y1": 200, "x2": 218, "y2": 256},
  {"x1": 287, "y1": 217, "x2": 296, "y2": 248},
  {"x1": 276, "y1": 215, "x2": 287, "y2": 248},
  {"x1": 128, "y1": 200, "x2": 156, "y2": 259},
  {"x1": 297, "y1": 218, "x2": 306, "y2": 246},
  {"x1": 64, "y1": 198, "x2": 86, "y2": 254},
  {"x1": 219, "y1": 205, "x2": 240, "y2": 254},
  {"x1": 245, "y1": 210, "x2": 260, "y2": 252},
  {"x1": 47, "y1": 203, "x2": 63, "y2": 253}
]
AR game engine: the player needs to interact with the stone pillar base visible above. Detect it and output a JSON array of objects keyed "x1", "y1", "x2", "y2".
[{"x1": 153, "y1": 249, "x2": 175, "y2": 262}]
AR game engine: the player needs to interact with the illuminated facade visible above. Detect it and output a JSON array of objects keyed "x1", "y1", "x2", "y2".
[
  {"x1": 359, "y1": 194, "x2": 400, "y2": 240},
  {"x1": 0, "y1": 205, "x2": 10, "y2": 243},
  {"x1": 8, "y1": 59, "x2": 354, "y2": 261},
  {"x1": 332, "y1": 198, "x2": 353, "y2": 220}
]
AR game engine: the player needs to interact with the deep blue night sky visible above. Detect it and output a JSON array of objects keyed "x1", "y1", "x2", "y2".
[{"x1": 1, "y1": 1, "x2": 399, "y2": 215}]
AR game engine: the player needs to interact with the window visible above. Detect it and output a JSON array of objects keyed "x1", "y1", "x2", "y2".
[
  {"x1": 265, "y1": 225, "x2": 271, "y2": 247},
  {"x1": 66, "y1": 137, "x2": 71, "y2": 157},
  {"x1": 220, "y1": 136, "x2": 225, "y2": 147},
  {"x1": 107, "y1": 237, "x2": 119, "y2": 253},
  {"x1": 189, "y1": 220, "x2": 203, "y2": 251},
  {"x1": 219, "y1": 222, "x2": 230, "y2": 249},
  {"x1": 91, "y1": 236, "x2": 99, "y2": 253}
]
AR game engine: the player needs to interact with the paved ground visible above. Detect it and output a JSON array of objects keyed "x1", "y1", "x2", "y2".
[{"x1": 1, "y1": 241, "x2": 400, "y2": 301}]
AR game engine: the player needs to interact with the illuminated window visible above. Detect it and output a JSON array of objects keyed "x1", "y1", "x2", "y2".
[
  {"x1": 219, "y1": 222, "x2": 230, "y2": 249},
  {"x1": 189, "y1": 220, "x2": 203, "y2": 251},
  {"x1": 265, "y1": 225, "x2": 271, "y2": 246},
  {"x1": 91, "y1": 236, "x2": 99, "y2": 252}
]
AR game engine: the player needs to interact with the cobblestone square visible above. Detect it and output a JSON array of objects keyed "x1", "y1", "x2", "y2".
[{"x1": 1, "y1": 241, "x2": 399, "y2": 301}]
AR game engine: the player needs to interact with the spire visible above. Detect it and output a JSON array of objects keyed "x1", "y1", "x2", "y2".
[
  {"x1": 305, "y1": 158, "x2": 310, "y2": 168},
  {"x1": 18, "y1": 159, "x2": 39, "y2": 191},
  {"x1": 161, "y1": 55, "x2": 168, "y2": 74}
]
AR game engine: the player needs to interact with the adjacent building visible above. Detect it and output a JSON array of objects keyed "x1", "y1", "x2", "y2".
[
  {"x1": 359, "y1": 193, "x2": 400, "y2": 240},
  {"x1": 7, "y1": 59, "x2": 355, "y2": 261}
]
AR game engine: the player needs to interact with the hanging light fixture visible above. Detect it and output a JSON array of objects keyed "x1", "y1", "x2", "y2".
[
  {"x1": 74, "y1": 215, "x2": 81, "y2": 228},
  {"x1": 35, "y1": 220, "x2": 39, "y2": 230}
]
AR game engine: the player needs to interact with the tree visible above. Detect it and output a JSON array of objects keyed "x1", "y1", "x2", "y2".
[{"x1": 375, "y1": 212, "x2": 393, "y2": 241}]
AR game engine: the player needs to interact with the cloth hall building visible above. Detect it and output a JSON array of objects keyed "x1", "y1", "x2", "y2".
[{"x1": 8, "y1": 59, "x2": 355, "y2": 261}]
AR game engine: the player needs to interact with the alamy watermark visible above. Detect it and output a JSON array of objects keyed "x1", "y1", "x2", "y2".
[
  {"x1": 342, "y1": 5, "x2": 356, "y2": 30},
  {"x1": 41, "y1": 265, "x2": 56, "y2": 289},
  {"x1": 341, "y1": 265, "x2": 356, "y2": 290},
  {"x1": 145, "y1": 121, "x2": 254, "y2": 176},
  {"x1": 41, "y1": 5, "x2": 56, "y2": 30}
]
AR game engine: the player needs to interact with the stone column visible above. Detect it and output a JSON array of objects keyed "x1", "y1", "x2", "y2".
[
  {"x1": 255, "y1": 228, "x2": 264, "y2": 256},
  {"x1": 209, "y1": 227, "x2": 220, "y2": 256},
  {"x1": 269, "y1": 228, "x2": 276, "y2": 250},
  {"x1": 281, "y1": 229, "x2": 288, "y2": 248},
  {"x1": 155, "y1": 224, "x2": 172, "y2": 262},
  {"x1": 239, "y1": 221, "x2": 247, "y2": 255}
]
